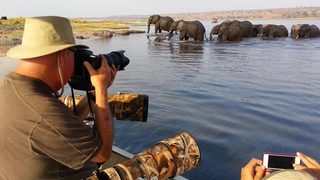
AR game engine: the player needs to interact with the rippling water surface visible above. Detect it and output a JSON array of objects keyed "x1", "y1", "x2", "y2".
[{"x1": 1, "y1": 20, "x2": 320, "y2": 179}]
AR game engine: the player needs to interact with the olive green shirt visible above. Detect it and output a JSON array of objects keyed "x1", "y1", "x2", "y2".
[{"x1": 0, "y1": 72, "x2": 101, "y2": 179}]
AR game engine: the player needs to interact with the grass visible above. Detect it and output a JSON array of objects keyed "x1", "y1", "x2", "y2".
[
  {"x1": 0, "y1": 18, "x2": 146, "y2": 37},
  {"x1": 0, "y1": 17, "x2": 146, "y2": 56},
  {"x1": 70, "y1": 18, "x2": 145, "y2": 32}
]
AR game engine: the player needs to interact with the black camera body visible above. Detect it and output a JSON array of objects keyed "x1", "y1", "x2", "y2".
[{"x1": 68, "y1": 49, "x2": 130, "y2": 91}]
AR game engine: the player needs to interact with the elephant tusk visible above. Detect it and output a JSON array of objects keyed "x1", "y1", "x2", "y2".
[{"x1": 295, "y1": 35, "x2": 299, "y2": 39}]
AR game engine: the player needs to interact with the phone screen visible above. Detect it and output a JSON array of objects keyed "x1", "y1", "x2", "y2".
[{"x1": 268, "y1": 155, "x2": 295, "y2": 169}]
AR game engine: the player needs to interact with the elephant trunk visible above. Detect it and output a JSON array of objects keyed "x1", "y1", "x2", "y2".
[
  {"x1": 147, "y1": 23, "x2": 151, "y2": 34},
  {"x1": 168, "y1": 30, "x2": 173, "y2": 40},
  {"x1": 209, "y1": 34, "x2": 213, "y2": 41}
]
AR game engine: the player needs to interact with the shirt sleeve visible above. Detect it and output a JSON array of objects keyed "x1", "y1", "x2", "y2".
[{"x1": 29, "y1": 102, "x2": 102, "y2": 170}]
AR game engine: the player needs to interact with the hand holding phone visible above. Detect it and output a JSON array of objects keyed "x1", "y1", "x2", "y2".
[{"x1": 263, "y1": 153, "x2": 301, "y2": 170}]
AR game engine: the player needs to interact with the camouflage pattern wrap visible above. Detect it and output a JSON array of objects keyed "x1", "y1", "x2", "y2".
[
  {"x1": 85, "y1": 132, "x2": 201, "y2": 180},
  {"x1": 135, "y1": 143, "x2": 175, "y2": 179},
  {"x1": 85, "y1": 168, "x2": 121, "y2": 180},
  {"x1": 108, "y1": 93, "x2": 148, "y2": 122},
  {"x1": 134, "y1": 152, "x2": 159, "y2": 179},
  {"x1": 59, "y1": 94, "x2": 149, "y2": 122},
  {"x1": 103, "y1": 167, "x2": 122, "y2": 180},
  {"x1": 159, "y1": 132, "x2": 201, "y2": 177},
  {"x1": 113, "y1": 159, "x2": 144, "y2": 180}
]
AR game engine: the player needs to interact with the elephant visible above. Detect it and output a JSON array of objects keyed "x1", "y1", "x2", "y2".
[
  {"x1": 147, "y1": 14, "x2": 174, "y2": 34},
  {"x1": 253, "y1": 24, "x2": 267, "y2": 37},
  {"x1": 209, "y1": 23, "x2": 223, "y2": 41},
  {"x1": 209, "y1": 20, "x2": 254, "y2": 41},
  {"x1": 260, "y1": 24, "x2": 288, "y2": 38},
  {"x1": 168, "y1": 20, "x2": 207, "y2": 41},
  {"x1": 217, "y1": 21, "x2": 243, "y2": 42},
  {"x1": 291, "y1": 24, "x2": 320, "y2": 39}
]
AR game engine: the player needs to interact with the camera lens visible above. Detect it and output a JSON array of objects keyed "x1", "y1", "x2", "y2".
[{"x1": 103, "y1": 50, "x2": 130, "y2": 71}]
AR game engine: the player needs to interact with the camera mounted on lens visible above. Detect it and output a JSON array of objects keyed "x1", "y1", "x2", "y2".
[
  {"x1": 66, "y1": 48, "x2": 148, "y2": 122},
  {"x1": 68, "y1": 49, "x2": 130, "y2": 91}
]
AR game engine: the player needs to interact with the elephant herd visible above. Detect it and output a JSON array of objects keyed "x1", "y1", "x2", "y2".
[{"x1": 147, "y1": 14, "x2": 320, "y2": 43}]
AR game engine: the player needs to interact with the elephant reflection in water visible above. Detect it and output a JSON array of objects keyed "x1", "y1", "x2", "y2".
[
  {"x1": 178, "y1": 43, "x2": 204, "y2": 54},
  {"x1": 147, "y1": 14, "x2": 174, "y2": 34},
  {"x1": 168, "y1": 20, "x2": 208, "y2": 41},
  {"x1": 291, "y1": 24, "x2": 320, "y2": 39}
]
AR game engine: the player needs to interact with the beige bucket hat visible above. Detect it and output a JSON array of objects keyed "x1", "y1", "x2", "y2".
[{"x1": 7, "y1": 16, "x2": 88, "y2": 59}]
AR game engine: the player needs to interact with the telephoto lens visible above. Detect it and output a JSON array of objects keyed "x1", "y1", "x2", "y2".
[
  {"x1": 86, "y1": 132, "x2": 201, "y2": 180},
  {"x1": 68, "y1": 49, "x2": 130, "y2": 91}
]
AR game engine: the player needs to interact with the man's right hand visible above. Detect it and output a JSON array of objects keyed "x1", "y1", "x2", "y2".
[
  {"x1": 83, "y1": 55, "x2": 117, "y2": 90},
  {"x1": 83, "y1": 55, "x2": 116, "y2": 163},
  {"x1": 294, "y1": 152, "x2": 320, "y2": 179}
]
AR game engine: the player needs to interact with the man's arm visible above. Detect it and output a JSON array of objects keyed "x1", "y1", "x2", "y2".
[{"x1": 84, "y1": 55, "x2": 117, "y2": 163}]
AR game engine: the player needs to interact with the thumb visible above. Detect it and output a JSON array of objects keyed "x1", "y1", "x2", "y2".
[
  {"x1": 254, "y1": 166, "x2": 265, "y2": 180},
  {"x1": 293, "y1": 164, "x2": 306, "y2": 170},
  {"x1": 83, "y1": 61, "x2": 95, "y2": 75}
]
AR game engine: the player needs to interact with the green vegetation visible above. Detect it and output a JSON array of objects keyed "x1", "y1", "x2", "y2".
[{"x1": 70, "y1": 18, "x2": 145, "y2": 32}]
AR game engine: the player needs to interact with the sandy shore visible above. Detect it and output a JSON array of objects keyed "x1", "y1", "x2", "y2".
[{"x1": 0, "y1": 18, "x2": 146, "y2": 57}]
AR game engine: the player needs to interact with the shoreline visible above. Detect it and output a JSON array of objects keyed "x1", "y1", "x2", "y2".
[{"x1": 0, "y1": 18, "x2": 146, "y2": 57}]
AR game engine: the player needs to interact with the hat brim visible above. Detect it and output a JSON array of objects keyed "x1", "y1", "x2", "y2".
[{"x1": 7, "y1": 44, "x2": 88, "y2": 59}]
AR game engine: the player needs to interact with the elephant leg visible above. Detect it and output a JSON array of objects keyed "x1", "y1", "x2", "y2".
[
  {"x1": 159, "y1": 29, "x2": 162, "y2": 33},
  {"x1": 219, "y1": 32, "x2": 227, "y2": 42},
  {"x1": 155, "y1": 23, "x2": 160, "y2": 34},
  {"x1": 185, "y1": 36, "x2": 189, "y2": 40},
  {"x1": 305, "y1": 32, "x2": 311, "y2": 38},
  {"x1": 198, "y1": 33, "x2": 204, "y2": 41},
  {"x1": 179, "y1": 31, "x2": 187, "y2": 41}
]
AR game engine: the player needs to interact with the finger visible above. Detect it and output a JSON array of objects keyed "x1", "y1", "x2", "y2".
[
  {"x1": 293, "y1": 164, "x2": 306, "y2": 170},
  {"x1": 243, "y1": 158, "x2": 262, "y2": 175},
  {"x1": 100, "y1": 55, "x2": 108, "y2": 69},
  {"x1": 83, "y1": 61, "x2": 95, "y2": 75},
  {"x1": 248, "y1": 158, "x2": 263, "y2": 167},
  {"x1": 111, "y1": 64, "x2": 117, "y2": 71},
  {"x1": 254, "y1": 166, "x2": 265, "y2": 180},
  {"x1": 300, "y1": 152, "x2": 320, "y2": 167},
  {"x1": 111, "y1": 66, "x2": 117, "y2": 78},
  {"x1": 297, "y1": 152, "x2": 319, "y2": 168}
]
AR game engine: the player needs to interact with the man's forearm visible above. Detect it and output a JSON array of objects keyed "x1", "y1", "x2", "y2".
[{"x1": 92, "y1": 88, "x2": 113, "y2": 162}]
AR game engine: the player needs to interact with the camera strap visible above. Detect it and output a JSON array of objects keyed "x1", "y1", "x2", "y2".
[
  {"x1": 86, "y1": 90, "x2": 95, "y2": 121},
  {"x1": 70, "y1": 87, "x2": 78, "y2": 116}
]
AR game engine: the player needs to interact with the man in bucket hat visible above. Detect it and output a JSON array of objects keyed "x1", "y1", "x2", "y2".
[{"x1": 0, "y1": 16, "x2": 116, "y2": 179}]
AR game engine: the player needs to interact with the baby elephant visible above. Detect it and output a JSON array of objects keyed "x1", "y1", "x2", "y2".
[
  {"x1": 168, "y1": 20, "x2": 207, "y2": 41},
  {"x1": 291, "y1": 24, "x2": 320, "y2": 39},
  {"x1": 260, "y1": 24, "x2": 288, "y2": 39}
]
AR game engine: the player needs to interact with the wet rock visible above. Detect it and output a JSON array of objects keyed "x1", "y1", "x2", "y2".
[
  {"x1": 113, "y1": 30, "x2": 146, "y2": 36},
  {"x1": 113, "y1": 30, "x2": 130, "y2": 36},
  {"x1": 75, "y1": 35, "x2": 88, "y2": 39},
  {"x1": 93, "y1": 30, "x2": 113, "y2": 38}
]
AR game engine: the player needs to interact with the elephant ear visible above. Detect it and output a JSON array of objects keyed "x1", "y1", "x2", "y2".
[
  {"x1": 154, "y1": 15, "x2": 160, "y2": 22},
  {"x1": 177, "y1": 21, "x2": 184, "y2": 30}
]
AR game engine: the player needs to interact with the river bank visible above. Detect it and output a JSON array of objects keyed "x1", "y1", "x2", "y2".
[{"x1": 0, "y1": 18, "x2": 146, "y2": 56}]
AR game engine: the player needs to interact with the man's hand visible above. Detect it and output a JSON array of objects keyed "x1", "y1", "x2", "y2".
[
  {"x1": 294, "y1": 152, "x2": 320, "y2": 179},
  {"x1": 83, "y1": 55, "x2": 116, "y2": 163},
  {"x1": 83, "y1": 55, "x2": 117, "y2": 90},
  {"x1": 241, "y1": 158, "x2": 266, "y2": 180}
]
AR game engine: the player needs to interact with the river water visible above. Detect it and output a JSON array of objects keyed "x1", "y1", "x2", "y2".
[{"x1": 1, "y1": 20, "x2": 320, "y2": 179}]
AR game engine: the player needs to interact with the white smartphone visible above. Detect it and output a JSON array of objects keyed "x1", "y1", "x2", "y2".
[{"x1": 263, "y1": 153, "x2": 301, "y2": 170}]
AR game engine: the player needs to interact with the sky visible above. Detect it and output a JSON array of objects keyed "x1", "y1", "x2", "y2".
[{"x1": 1, "y1": 0, "x2": 320, "y2": 18}]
